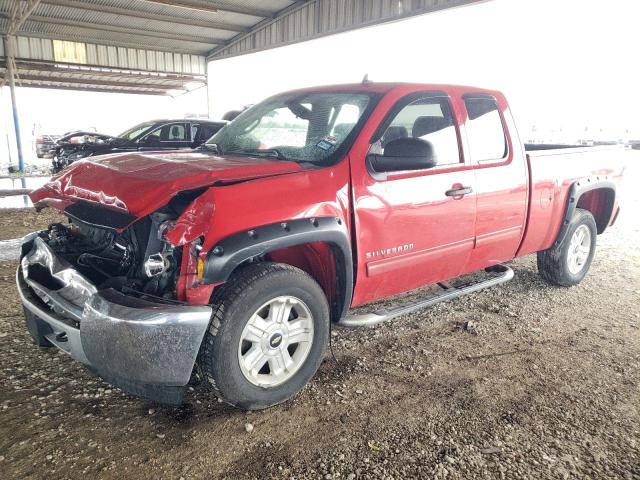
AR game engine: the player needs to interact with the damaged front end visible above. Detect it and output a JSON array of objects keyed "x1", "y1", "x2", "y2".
[
  {"x1": 17, "y1": 196, "x2": 212, "y2": 404},
  {"x1": 52, "y1": 131, "x2": 119, "y2": 172}
]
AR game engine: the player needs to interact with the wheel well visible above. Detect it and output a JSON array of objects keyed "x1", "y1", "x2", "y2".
[
  {"x1": 201, "y1": 217, "x2": 353, "y2": 321},
  {"x1": 576, "y1": 188, "x2": 615, "y2": 234},
  {"x1": 266, "y1": 242, "x2": 342, "y2": 321}
]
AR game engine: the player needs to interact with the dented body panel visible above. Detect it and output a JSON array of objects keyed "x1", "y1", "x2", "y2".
[{"x1": 33, "y1": 151, "x2": 303, "y2": 220}]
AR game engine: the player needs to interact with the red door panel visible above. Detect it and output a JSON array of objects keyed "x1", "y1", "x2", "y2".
[
  {"x1": 349, "y1": 91, "x2": 477, "y2": 307},
  {"x1": 352, "y1": 170, "x2": 476, "y2": 306}
]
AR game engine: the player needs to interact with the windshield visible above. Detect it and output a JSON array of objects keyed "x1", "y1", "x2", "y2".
[
  {"x1": 206, "y1": 92, "x2": 372, "y2": 164},
  {"x1": 118, "y1": 122, "x2": 155, "y2": 140}
]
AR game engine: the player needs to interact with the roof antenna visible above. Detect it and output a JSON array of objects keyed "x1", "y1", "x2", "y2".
[{"x1": 362, "y1": 74, "x2": 372, "y2": 84}]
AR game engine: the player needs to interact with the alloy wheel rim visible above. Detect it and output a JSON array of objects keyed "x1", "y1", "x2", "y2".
[
  {"x1": 567, "y1": 224, "x2": 591, "y2": 275},
  {"x1": 238, "y1": 296, "x2": 314, "y2": 388}
]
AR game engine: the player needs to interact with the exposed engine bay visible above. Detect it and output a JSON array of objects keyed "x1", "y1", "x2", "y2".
[{"x1": 40, "y1": 212, "x2": 182, "y2": 301}]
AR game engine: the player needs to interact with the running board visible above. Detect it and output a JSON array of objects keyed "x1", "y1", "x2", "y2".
[{"x1": 338, "y1": 264, "x2": 514, "y2": 328}]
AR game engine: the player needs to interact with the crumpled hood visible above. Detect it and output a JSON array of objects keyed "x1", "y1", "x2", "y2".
[{"x1": 31, "y1": 150, "x2": 302, "y2": 217}]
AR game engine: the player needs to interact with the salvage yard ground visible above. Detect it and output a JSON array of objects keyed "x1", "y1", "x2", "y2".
[{"x1": 0, "y1": 154, "x2": 638, "y2": 479}]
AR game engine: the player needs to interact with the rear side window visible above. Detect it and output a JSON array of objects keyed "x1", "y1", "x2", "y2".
[
  {"x1": 377, "y1": 97, "x2": 461, "y2": 166},
  {"x1": 463, "y1": 97, "x2": 507, "y2": 162}
]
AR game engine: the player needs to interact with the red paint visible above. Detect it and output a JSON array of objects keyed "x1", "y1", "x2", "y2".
[
  {"x1": 30, "y1": 83, "x2": 626, "y2": 309},
  {"x1": 31, "y1": 151, "x2": 303, "y2": 222}
]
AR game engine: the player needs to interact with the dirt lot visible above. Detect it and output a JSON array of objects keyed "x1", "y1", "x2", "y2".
[
  {"x1": 1, "y1": 156, "x2": 638, "y2": 479},
  {"x1": 0, "y1": 208, "x2": 65, "y2": 241}
]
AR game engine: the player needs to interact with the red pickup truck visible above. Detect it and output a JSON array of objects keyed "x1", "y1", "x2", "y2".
[{"x1": 18, "y1": 83, "x2": 625, "y2": 410}]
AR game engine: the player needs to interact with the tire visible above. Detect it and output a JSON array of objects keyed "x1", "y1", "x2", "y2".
[
  {"x1": 198, "y1": 262, "x2": 330, "y2": 410},
  {"x1": 23, "y1": 308, "x2": 53, "y2": 347},
  {"x1": 537, "y1": 208, "x2": 597, "y2": 287}
]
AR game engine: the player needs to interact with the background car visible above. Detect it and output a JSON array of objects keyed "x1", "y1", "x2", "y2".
[
  {"x1": 35, "y1": 134, "x2": 61, "y2": 158},
  {"x1": 52, "y1": 119, "x2": 226, "y2": 172}
]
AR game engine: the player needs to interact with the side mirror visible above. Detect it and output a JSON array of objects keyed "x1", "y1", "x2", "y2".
[{"x1": 367, "y1": 137, "x2": 436, "y2": 173}]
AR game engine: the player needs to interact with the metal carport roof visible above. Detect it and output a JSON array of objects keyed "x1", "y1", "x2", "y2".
[
  {"x1": 2, "y1": 0, "x2": 486, "y2": 94},
  {"x1": 1, "y1": 0, "x2": 486, "y2": 170},
  {"x1": 1, "y1": 1, "x2": 303, "y2": 95}
]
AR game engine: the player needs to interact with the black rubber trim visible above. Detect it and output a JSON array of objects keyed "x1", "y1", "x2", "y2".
[
  {"x1": 64, "y1": 200, "x2": 137, "y2": 231},
  {"x1": 554, "y1": 176, "x2": 616, "y2": 248},
  {"x1": 202, "y1": 217, "x2": 353, "y2": 321}
]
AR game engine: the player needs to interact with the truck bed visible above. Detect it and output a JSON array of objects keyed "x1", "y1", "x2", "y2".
[{"x1": 517, "y1": 144, "x2": 627, "y2": 257}]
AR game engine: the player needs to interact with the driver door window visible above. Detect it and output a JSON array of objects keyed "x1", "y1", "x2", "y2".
[{"x1": 376, "y1": 97, "x2": 461, "y2": 167}]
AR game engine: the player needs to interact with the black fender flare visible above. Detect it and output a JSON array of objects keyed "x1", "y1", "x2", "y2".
[
  {"x1": 202, "y1": 216, "x2": 353, "y2": 321},
  {"x1": 554, "y1": 176, "x2": 616, "y2": 249}
]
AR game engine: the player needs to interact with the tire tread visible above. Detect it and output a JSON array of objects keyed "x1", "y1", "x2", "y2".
[
  {"x1": 198, "y1": 262, "x2": 324, "y2": 409},
  {"x1": 537, "y1": 208, "x2": 596, "y2": 287}
]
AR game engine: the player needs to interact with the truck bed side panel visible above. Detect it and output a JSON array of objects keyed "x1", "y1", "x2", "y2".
[{"x1": 517, "y1": 146, "x2": 626, "y2": 257}]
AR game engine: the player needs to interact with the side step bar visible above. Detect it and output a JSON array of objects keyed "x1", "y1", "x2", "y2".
[{"x1": 338, "y1": 264, "x2": 514, "y2": 328}]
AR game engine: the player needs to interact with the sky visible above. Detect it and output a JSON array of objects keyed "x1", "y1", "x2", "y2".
[{"x1": 1, "y1": 0, "x2": 638, "y2": 164}]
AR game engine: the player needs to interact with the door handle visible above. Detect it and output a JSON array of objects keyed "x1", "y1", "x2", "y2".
[{"x1": 445, "y1": 186, "x2": 473, "y2": 197}]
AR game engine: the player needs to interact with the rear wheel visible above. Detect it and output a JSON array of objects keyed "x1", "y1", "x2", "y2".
[
  {"x1": 198, "y1": 262, "x2": 329, "y2": 410},
  {"x1": 537, "y1": 208, "x2": 597, "y2": 286}
]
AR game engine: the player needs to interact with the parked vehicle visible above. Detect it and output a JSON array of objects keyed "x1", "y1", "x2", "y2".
[
  {"x1": 19, "y1": 83, "x2": 625, "y2": 410},
  {"x1": 51, "y1": 119, "x2": 226, "y2": 172},
  {"x1": 35, "y1": 134, "x2": 61, "y2": 158}
]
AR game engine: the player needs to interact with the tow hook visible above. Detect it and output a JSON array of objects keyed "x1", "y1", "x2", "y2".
[{"x1": 55, "y1": 331, "x2": 68, "y2": 343}]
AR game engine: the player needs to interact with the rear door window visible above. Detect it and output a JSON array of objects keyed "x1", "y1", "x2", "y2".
[{"x1": 463, "y1": 97, "x2": 507, "y2": 162}]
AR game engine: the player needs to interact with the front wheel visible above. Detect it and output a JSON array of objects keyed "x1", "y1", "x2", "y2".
[
  {"x1": 537, "y1": 208, "x2": 597, "y2": 286},
  {"x1": 198, "y1": 262, "x2": 329, "y2": 410}
]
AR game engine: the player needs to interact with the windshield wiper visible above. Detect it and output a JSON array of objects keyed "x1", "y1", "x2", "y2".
[{"x1": 228, "y1": 148, "x2": 288, "y2": 161}]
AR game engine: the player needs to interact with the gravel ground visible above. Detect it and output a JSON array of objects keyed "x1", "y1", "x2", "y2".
[
  {"x1": 0, "y1": 154, "x2": 638, "y2": 479},
  {"x1": 0, "y1": 208, "x2": 65, "y2": 241}
]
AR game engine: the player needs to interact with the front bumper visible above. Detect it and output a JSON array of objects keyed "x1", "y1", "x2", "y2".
[{"x1": 17, "y1": 234, "x2": 212, "y2": 404}]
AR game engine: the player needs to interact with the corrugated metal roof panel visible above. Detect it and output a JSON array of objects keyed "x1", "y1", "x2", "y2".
[
  {"x1": 1, "y1": 0, "x2": 487, "y2": 95},
  {"x1": 2, "y1": 56, "x2": 207, "y2": 96},
  {"x1": 77, "y1": 0, "x2": 273, "y2": 24},
  {"x1": 16, "y1": 20, "x2": 215, "y2": 55},
  {"x1": 7, "y1": 35, "x2": 206, "y2": 76},
  {"x1": 210, "y1": 0, "x2": 485, "y2": 59},
  {"x1": 33, "y1": 3, "x2": 239, "y2": 41},
  {"x1": 2, "y1": 0, "x2": 297, "y2": 57}
]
